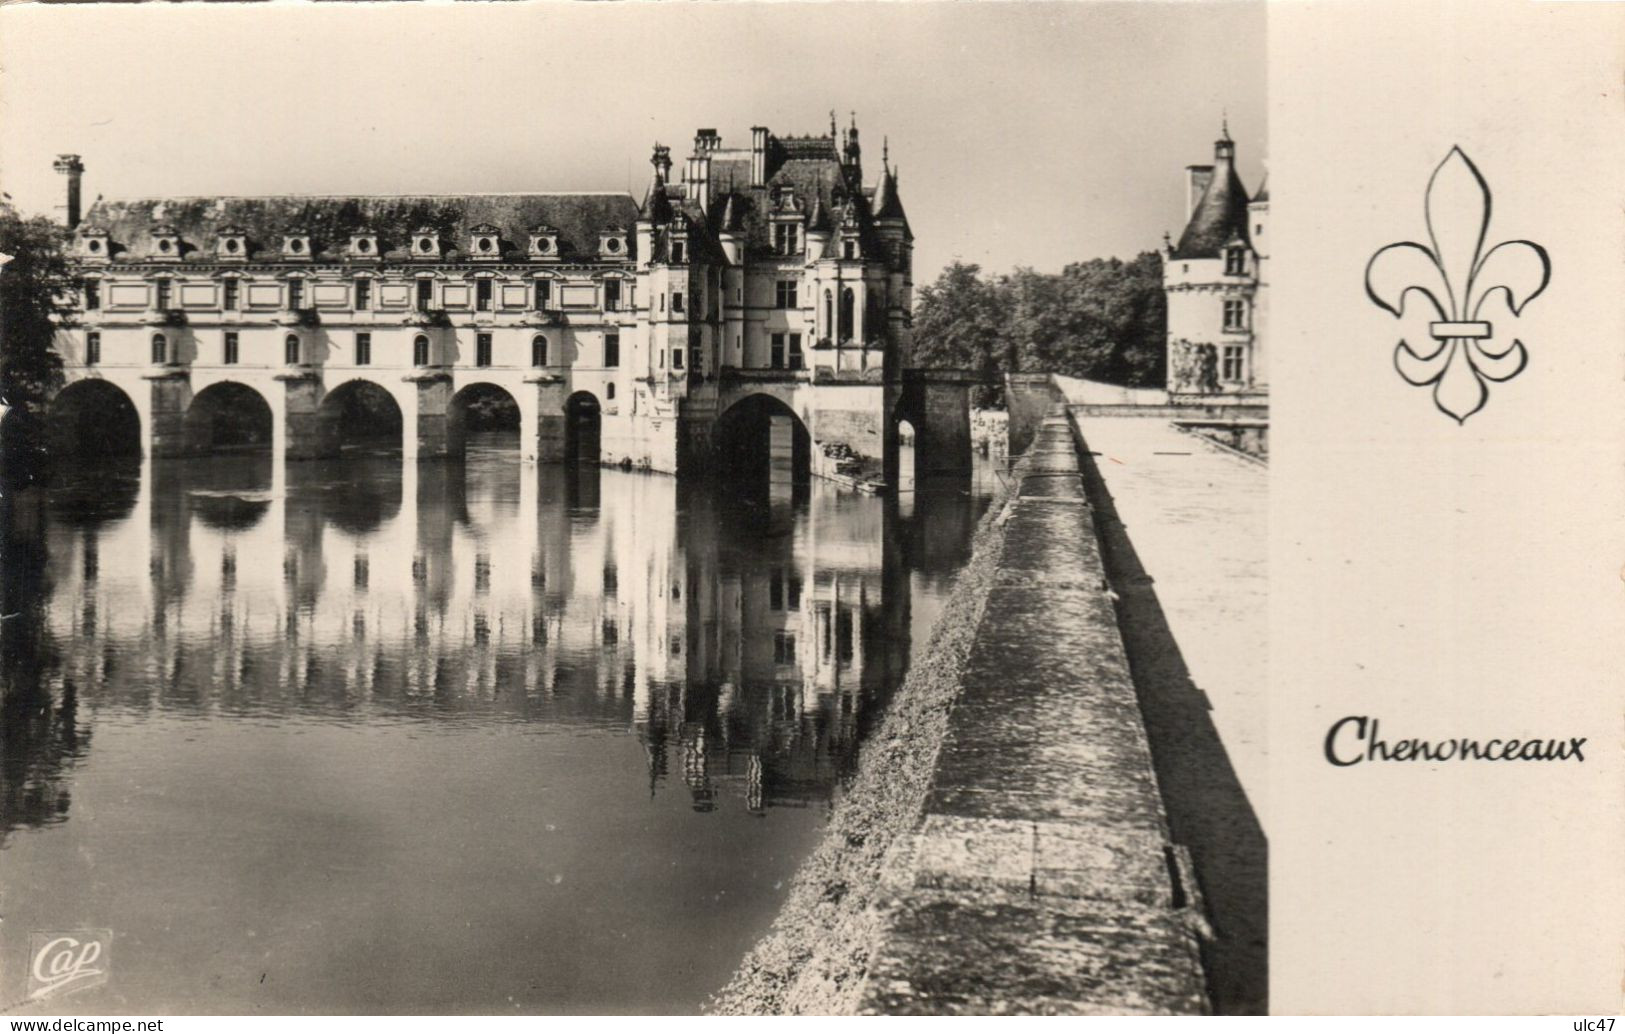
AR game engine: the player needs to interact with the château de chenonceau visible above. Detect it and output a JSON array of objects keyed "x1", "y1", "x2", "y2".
[{"x1": 46, "y1": 116, "x2": 973, "y2": 489}]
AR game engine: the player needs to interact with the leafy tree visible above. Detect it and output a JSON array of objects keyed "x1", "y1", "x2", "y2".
[
  {"x1": 0, "y1": 205, "x2": 74, "y2": 486},
  {"x1": 908, "y1": 252, "x2": 1167, "y2": 401},
  {"x1": 911, "y1": 262, "x2": 1011, "y2": 407}
]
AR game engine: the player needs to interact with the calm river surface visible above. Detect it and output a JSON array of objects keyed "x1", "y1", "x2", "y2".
[{"x1": 0, "y1": 435, "x2": 999, "y2": 1014}]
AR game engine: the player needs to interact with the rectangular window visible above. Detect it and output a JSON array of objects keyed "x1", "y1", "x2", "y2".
[
  {"x1": 285, "y1": 335, "x2": 301, "y2": 365},
  {"x1": 603, "y1": 333, "x2": 619, "y2": 368},
  {"x1": 413, "y1": 336, "x2": 430, "y2": 366},
  {"x1": 416, "y1": 279, "x2": 433, "y2": 312},
  {"x1": 224, "y1": 331, "x2": 239, "y2": 365},
  {"x1": 354, "y1": 278, "x2": 371, "y2": 311},
  {"x1": 671, "y1": 346, "x2": 683, "y2": 370},
  {"x1": 1222, "y1": 344, "x2": 1245, "y2": 383},
  {"x1": 843, "y1": 240, "x2": 856, "y2": 260},
  {"x1": 531, "y1": 335, "x2": 547, "y2": 368},
  {"x1": 154, "y1": 278, "x2": 171, "y2": 310},
  {"x1": 770, "y1": 333, "x2": 785, "y2": 370},
  {"x1": 86, "y1": 331, "x2": 100, "y2": 365},
  {"x1": 671, "y1": 241, "x2": 685, "y2": 264},
  {"x1": 787, "y1": 575, "x2": 802, "y2": 611},
  {"x1": 774, "y1": 631, "x2": 797, "y2": 665},
  {"x1": 774, "y1": 223, "x2": 798, "y2": 256},
  {"x1": 775, "y1": 280, "x2": 797, "y2": 309},
  {"x1": 534, "y1": 280, "x2": 552, "y2": 310},
  {"x1": 672, "y1": 291, "x2": 684, "y2": 314},
  {"x1": 152, "y1": 334, "x2": 168, "y2": 364},
  {"x1": 789, "y1": 333, "x2": 804, "y2": 370},
  {"x1": 603, "y1": 280, "x2": 621, "y2": 312},
  {"x1": 1223, "y1": 298, "x2": 1247, "y2": 331},
  {"x1": 1225, "y1": 248, "x2": 1246, "y2": 276},
  {"x1": 356, "y1": 332, "x2": 372, "y2": 366},
  {"x1": 287, "y1": 279, "x2": 304, "y2": 310},
  {"x1": 83, "y1": 280, "x2": 100, "y2": 310},
  {"x1": 475, "y1": 279, "x2": 493, "y2": 311},
  {"x1": 222, "y1": 279, "x2": 239, "y2": 311},
  {"x1": 476, "y1": 333, "x2": 493, "y2": 368}
]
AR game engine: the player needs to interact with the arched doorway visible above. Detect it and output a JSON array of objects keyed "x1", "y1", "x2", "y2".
[
  {"x1": 317, "y1": 379, "x2": 403, "y2": 456},
  {"x1": 564, "y1": 391, "x2": 601, "y2": 467},
  {"x1": 714, "y1": 394, "x2": 812, "y2": 497},
  {"x1": 449, "y1": 383, "x2": 521, "y2": 461},
  {"x1": 47, "y1": 380, "x2": 142, "y2": 461},
  {"x1": 185, "y1": 382, "x2": 272, "y2": 456}
]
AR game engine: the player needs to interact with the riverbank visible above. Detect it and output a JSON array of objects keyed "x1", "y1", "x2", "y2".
[{"x1": 708, "y1": 457, "x2": 1016, "y2": 1015}]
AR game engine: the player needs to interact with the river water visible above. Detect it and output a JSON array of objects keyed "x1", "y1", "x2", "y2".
[{"x1": 0, "y1": 435, "x2": 999, "y2": 1014}]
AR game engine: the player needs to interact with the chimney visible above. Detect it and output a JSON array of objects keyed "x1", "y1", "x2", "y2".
[
  {"x1": 685, "y1": 154, "x2": 712, "y2": 214},
  {"x1": 1184, "y1": 164, "x2": 1214, "y2": 222},
  {"x1": 694, "y1": 128, "x2": 720, "y2": 154},
  {"x1": 54, "y1": 154, "x2": 84, "y2": 230},
  {"x1": 750, "y1": 126, "x2": 769, "y2": 187}
]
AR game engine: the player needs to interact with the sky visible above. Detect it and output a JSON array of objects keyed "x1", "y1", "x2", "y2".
[{"x1": 0, "y1": 1, "x2": 1264, "y2": 283}]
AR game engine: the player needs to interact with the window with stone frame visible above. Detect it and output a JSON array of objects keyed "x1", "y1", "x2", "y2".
[
  {"x1": 534, "y1": 280, "x2": 552, "y2": 310},
  {"x1": 1222, "y1": 344, "x2": 1246, "y2": 383},
  {"x1": 86, "y1": 331, "x2": 101, "y2": 365},
  {"x1": 1223, "y1": 298, "x2": 1247, "y2": 332},
  {"x1": 224, "y1": 332, "x2": 239, "y2": 365},
  {"x1": 775, "y1": 280, "x2": 797, "y2": 310},
  {"x1": 1225, "y1": 247, "x2": 1247, "y2": 276},
  {"x1": 83, "y1": 279, "x2": 100, "y2": 310}
]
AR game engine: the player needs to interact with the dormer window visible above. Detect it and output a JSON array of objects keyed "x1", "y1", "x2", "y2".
[
  {"x1": 151, "y1": 224, "x2": 180, "y2": 259},
  {"x1": 842, "y1": 237, "x2": 859, "y2": 261},
  {"x1": 412, "y1": 228, "x2": 441, "y2": 259},
  {"x1": 216, "y1": 226, "x2": 248, "y2": 261},
  {"x1": 78, "y1": 227, "x2": 110, "y2": 262},
  {"x1": 1225, "y1": 247, "x2": 1246, "y2": 276},
  {"x1": 599, "y1": 228, "x2": 628, "y2": 259},
  {"x1": 282, "y1": 231, "x2": 312, "y2": 260},
  {"x1": 773, "y1": 222, "x2": 801, "y2": 256},
  {"x1": 670, "y1": 240, "x2": 686, "y2": 265},
  {"x1": 528, "y1": 226, "x2": 559, "y2": 259},
  {"x1": 469, "y1": 224, "x2": 501, "y2": 260},
  {"x1": 349, "y1": 231, "x2": 380, "y2": 258}
]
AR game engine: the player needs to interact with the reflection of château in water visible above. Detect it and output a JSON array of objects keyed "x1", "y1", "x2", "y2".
[{"x1": 18, "y1": 449, "x2": 988, "y2": 824}]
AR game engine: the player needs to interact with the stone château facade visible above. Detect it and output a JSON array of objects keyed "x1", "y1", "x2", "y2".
[
  {"x1": 49, "y1": 114, "x2": 959, "y2": 479},
  {"x1": 1162, "y1": 124, "x2": 1268, "y2": 402}
]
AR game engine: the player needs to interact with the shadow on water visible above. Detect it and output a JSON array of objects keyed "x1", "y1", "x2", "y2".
[{"x1": 1075, "y1": 440, "x2": 1268, "y2": 1016}]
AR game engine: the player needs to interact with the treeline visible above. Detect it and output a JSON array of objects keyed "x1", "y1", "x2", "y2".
[{"x1": 910, "y1": 253, "x2": 1166, "y2": 406}]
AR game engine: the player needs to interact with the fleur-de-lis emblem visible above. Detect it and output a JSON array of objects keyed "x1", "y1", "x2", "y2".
[{"x1": 1365, "y1": 147, "x2": 1550, "y2": 423}]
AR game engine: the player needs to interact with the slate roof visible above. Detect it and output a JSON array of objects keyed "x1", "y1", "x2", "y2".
[
  {"x1": 1251, "y1": 174, "x2": 1269, "y2": 204},
  {"x1": 1171, "y1": 157, "x2": 1253, "y2": 260},
  {"x1": 80, "y1": 193, "x2": 642, "y2": 263}
]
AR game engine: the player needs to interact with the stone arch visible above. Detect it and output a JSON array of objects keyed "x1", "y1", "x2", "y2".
[
  {"x1": 47, "y1": 379, "x2": 143, "y2": 460},
  {"x1": 184, "y1": 381, "x2": 273, "y2": 456},
  {"x1": 448, "y1": 382, "x2": 521, "y2": 459},
  {"x1": 317, "y1": 378, "x2": 404, "y2": 455},
  {"x1": 714, "y1": 392, "x2": 811, "y2": 493},
  {"x1": 564, "y1": 390, "x2": 601, "y2": 466}
]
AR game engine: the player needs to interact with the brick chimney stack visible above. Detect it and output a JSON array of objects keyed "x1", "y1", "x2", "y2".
[{"x1": 54, "y1": 154, "x2": 85, "y2": 230}]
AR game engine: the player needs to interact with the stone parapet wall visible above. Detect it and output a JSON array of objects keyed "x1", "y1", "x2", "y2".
[{"x1": 853, "y1": 410, "x2": 1210, "y2": 1015}]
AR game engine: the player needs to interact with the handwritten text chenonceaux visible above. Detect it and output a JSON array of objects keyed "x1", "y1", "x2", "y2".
[{"x1": 1325, "y1": 716, "x2": 1586, "y2": 767}]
